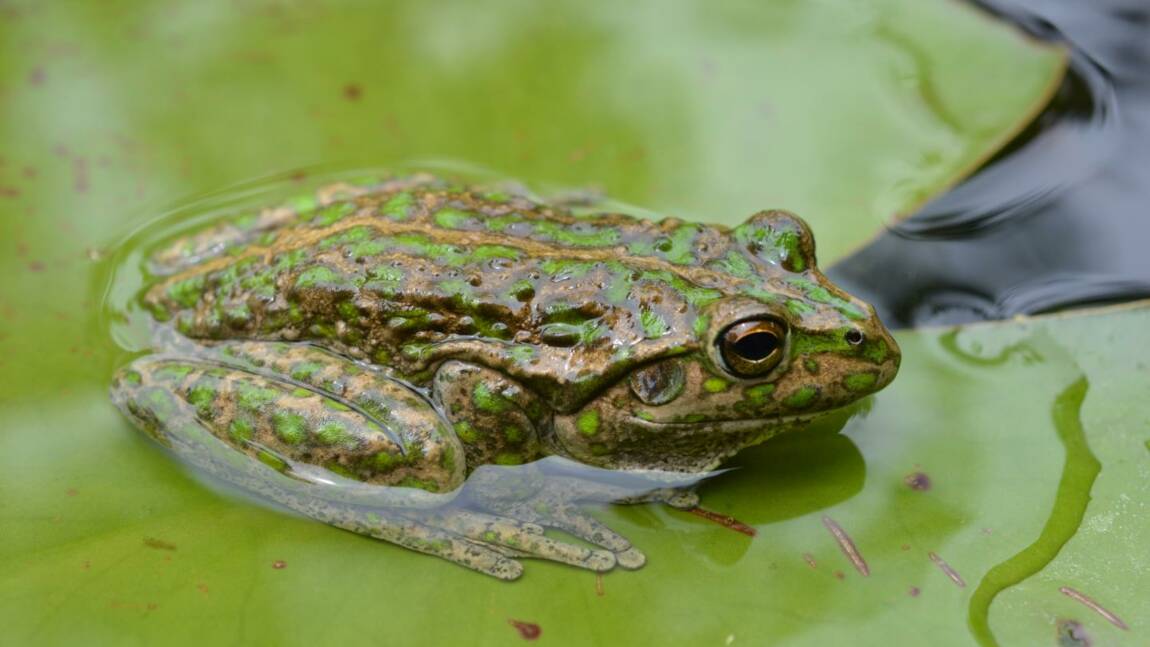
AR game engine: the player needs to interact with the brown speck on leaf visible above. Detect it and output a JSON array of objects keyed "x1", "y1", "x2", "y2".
[
  {"x1": 802, "y1": 553, "x2": 817, "y2": 569},
  {"x1": 27, "y1": 67, "x2": 45, "y2": 86},
  {"x1": 196, "y1": 582, "x2": 209, "y2": 594},
  {"x1": 146, "y1": 602, "x2": 158, "y2": 611},
  {"x1": 22, "y1": 166, "x2": 38, "y2": 179},
  {"x1": 81, "y1": 560, "x2": 91, "y2": 571},
  {"x1": 1056, "y1": 619, "x2": 1092, "y2": 646},
  {"x1": 272, "y1": 560, "x2": 287, "y2": 569},
  {"x1": 66, "y1": 488, "x2": 77, "y2": 496},
  {"x1": 343, "y1": 83, "x2": 362, "y2": 101},
  {"x1": 0, "y1": 185, "x2": 20, "y2": 198},
  {"x1": 909, "y1": 586, "x2": 921, "y2": 597},
  {"x1": 595, "y1": 573, "x2": 604, "y2": 597},
  {"x1": 833, "y1": 570, "x2": 845, "y2": 580},
  {"x1": 928, "y1": 552, "x2": 966, "y2": 588},
  {"x1": 904, "y1": 471, "x2": 932, "y2": 491},
  {"x1": 508, "y1": 619, "x2": 541, "y2": 640},
  {"x1": 143, "y1": 537, "x2": 177, "y2": 551},
  {"x1": 289, "y1": 170, "x2": 308, "y2": 183},
  {"x1": 73, "y1": 156, "x2": 89, "y2": 193},
  {"x1": 685, "y1": 506, "x2": 757, "y2": 537},
  {"x1": 822, "y1": 515, "x2": 869, "y2": 576},
  {"x1": 901, "y1": 544, "x2": 911, "y2": 551},
  {"x1": 1059, "y1": 586, "x2": 1129, "y2": 631}
]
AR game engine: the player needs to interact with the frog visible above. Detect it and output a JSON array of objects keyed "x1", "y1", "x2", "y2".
[{"x1": 110, "y1": 173, "x2": 900, "y2": 580}]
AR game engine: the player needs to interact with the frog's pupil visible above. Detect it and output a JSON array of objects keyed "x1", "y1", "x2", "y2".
[{"x1": 734, "y1": 332, "x2": 778, "y2": 360}]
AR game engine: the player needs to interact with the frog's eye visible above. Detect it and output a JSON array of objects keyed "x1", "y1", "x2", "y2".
[{"x1": 719, "y1": 319, "x2": 787, "y2": 378}]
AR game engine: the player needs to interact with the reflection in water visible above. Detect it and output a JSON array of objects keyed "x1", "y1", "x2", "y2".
[{"x1": 830, "y1": 0, "x2": 1150, "y2": 327}]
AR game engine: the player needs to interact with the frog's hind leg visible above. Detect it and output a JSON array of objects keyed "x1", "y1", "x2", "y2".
[
  {"x1": 109, "y1": 351, "x2": 531, "y2": 578},
  {"x1": 111, "y1": 343, "x2": 621, "y2": 578}
]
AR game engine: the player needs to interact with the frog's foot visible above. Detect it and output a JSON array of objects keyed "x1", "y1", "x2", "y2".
[
  {"x1": 462, "y1": 467, "x2": 652, "y2": 570},
  {"x1": 613, "y1": 487, "x2": 700, "y2": 510}
]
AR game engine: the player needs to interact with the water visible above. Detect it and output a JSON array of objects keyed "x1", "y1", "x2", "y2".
[{"x1": 830, "y1": 0, "x2": 1150, "y2": 327}]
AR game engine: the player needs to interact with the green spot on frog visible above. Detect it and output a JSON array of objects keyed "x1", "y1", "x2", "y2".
[
  {"x1": 309, "y1": 201, "x2": 356, "y2": 226},
  {"x1": 844, "y1": 373, "x2": 877, "y2": 392},
  {"x1": 316, "y1": 422, "x2": 354, "y2": 447},
  {"x1": 236, "y1": 383, "x2": 280, "y2": 412},
  {"x1": 784, "y1": 386, "x2": 818, "y2": 409},
  {"x1": 745, "y1": 383, "x2": 776, "y2": 404},
  {"x1": 156, "y1": 364, "x2": 195, "y2": 380},
  {"x1": 186, "y1": 383, "x2": 216, "y2": 417},
  {"x1": 692, "y1": 314, "x2": 711, "y2": 339},
  {"x1": 381, "y1": 192, "x2": 415, "y2": 220},
  {"x1": 323, "y1": 399, "x2": 352, "y2": 412},
  {"x1": 228, "y1": 418, "x2": 254, "y2": 443},
  {"x1": 804, "y1": 359, "x2": 819, "y2": 374},
  {"x1": 703, "y1": 377, "x2": 729, "y2": 393},
  {"x1": 640, "y1": 308, "x2": 669, "y2": 339},
  {"x1": 472, "y1": 383, "x2": 507, "y2": 413},
  {"x1": 787, "y1": 299, "x2": 815, "y2": 316},
  {"x1": 294, "y1": 266, "x2": 344, "y2": 290},
  {"x1": 273, "y1": 411, "x2": 307, "y2": 445},
  {"x1": 576, "y1": 410, "x2": 600, "y2": 436},
  {"x1": 397, "y1": 476, "x2": 440, "y2": 492},
  {"x1": 166, "y1": 276, "x2": 206, "y2": 309},
  {"x1": 433, "y1": 208, "x2": 472, "y2": 229},
  {"x1": 372, "y1": 451, "x2": 404, "y2": 472}
]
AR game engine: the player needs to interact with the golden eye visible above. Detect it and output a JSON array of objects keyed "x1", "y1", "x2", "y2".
[{"x1": 719, "y1": 319, "x2": 787, "y2": 378}]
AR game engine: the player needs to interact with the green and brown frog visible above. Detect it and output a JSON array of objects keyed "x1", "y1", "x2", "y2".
[{"x1": 111, "y1": 173, "x2": 899, "y2": 579}]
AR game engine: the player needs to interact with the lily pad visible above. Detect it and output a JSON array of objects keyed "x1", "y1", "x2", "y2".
[{"x1": 0, "y1": 0, "x2": 1101, "y2": 645}]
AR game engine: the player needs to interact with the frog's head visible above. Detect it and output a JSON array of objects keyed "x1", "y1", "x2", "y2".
[{"x1": 551, "y1": 210, "x2": 899, "y2": 472}]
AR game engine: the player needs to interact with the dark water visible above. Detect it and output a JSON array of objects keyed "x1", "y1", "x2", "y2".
[{"x1": 829, "y1": 0, "x2": 1150, "y2": 328}]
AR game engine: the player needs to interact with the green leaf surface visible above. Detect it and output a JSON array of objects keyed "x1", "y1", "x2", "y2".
[{"x1": 0, "y1": 1, "x2": 1118, "y2": 646}]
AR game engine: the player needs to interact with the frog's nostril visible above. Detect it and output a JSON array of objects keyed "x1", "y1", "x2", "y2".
[{"x1": 845, "y1": 329, "x2": 864, "y2": 346}]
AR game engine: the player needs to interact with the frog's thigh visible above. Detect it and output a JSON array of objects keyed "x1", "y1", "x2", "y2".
[
  {"x1": 431, "y1": 360, "x2": 547, "y2": 468},
  {"x1": 112, "y1": 349, "x2": 463, "y2": 492}
]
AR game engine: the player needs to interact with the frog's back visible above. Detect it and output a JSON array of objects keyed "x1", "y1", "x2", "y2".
[{"x1": 143, "y1": 177, "x2": 808, "y2": 410}]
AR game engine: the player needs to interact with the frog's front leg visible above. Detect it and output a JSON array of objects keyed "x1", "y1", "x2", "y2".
[
  {"x1": 432, "y1": 361, "x2": 650, "y2": 568},
  {"x1": 431, "y1": 360, "x2": 549, "y2": 468},
  {"x1": 111, "y1": 342, "x2": 617, "y2": 579}
]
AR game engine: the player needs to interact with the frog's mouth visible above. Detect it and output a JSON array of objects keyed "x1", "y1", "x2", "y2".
[{"x1": 624, "y1": 412, "x2": 822, "y2": 433}]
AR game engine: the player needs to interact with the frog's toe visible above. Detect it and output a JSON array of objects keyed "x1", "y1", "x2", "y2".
[
  {"x1": 661, "y1": 489, "x2": 700, "y2": 510},
  {"x1": 425, "y1": 510, "x2": 617, "y2": 572},
  {"x1": 615, "y1": 547, "x2": 646, "y2": 570},
  {"x1": 542, "y1": 504, "x2": 634, "y2": 554}
]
